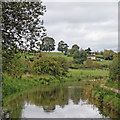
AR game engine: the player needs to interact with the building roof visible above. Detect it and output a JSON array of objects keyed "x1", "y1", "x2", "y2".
[{"x1": 88, "y1": 55, "x2": 95, "y2": 57}]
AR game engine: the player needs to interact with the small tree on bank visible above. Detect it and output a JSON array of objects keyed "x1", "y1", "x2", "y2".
[{"x1": 73, "y1": 50, "x2": 87, "y2": 64}]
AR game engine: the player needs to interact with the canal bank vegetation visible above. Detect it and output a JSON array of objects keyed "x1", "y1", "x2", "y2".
[
  {"x1": 78, "y1": 79, "x2": 120, "y2": 116},
  {"x1": 2, "y1": 49, "x2": 119, "y2": 98},
  {"x1": 2, "y1": 2, "x2": 120, "y2": 119}
]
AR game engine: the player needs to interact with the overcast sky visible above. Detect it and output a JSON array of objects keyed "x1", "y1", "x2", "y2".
[{"x1": 43, "y1": 0, "x2": 118, "y2": 52}]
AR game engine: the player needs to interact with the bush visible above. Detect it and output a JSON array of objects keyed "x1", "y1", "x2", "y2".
[
  {"x1": 83, "y1": 59, "x2": 101, "y2": 69},
  {"x1": 109, "y1": 57, "x2": 119, "y2": 81},
  {"x1": 73, "y1": 50, "x2": 87, "y2": 64},
  {"x1": 32, "y1": 56, "x2": 69, "y2": 76},
  {"x1": 2, "y1": 52, "x2": 24, "y2": 78}
]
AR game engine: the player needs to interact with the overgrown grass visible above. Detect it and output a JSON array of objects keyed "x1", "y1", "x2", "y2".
[
  {"x1": 92, "y1": 86, "x2": 120, "y2": 114},
  {"x1": 2, "y1": 73, "x2": 60, "y2": 98},
  {"x1": 79, "y1": 80, "x2": 120, "y2": 115},
  {"x1": 105, "y1": 80, "x2": 120, "y2": 90}
]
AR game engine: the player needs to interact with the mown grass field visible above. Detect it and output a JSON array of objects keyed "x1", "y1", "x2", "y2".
[
  {"x1": 68, "y1": 69, "x2": 109, "y2": 80},
  {"x1": 93, "y1": 61, "x2": 112, "y2": 65},
  {"x1": 69, "y1": 69, "x2": 109, "y2": 77},
  {"x1": 42, "y1": 52, "x2": 73, "y2": 61}
]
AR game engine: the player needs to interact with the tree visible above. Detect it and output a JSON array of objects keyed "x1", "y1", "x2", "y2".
[
  {"x1": 69, "y1": 44, "x2": 79, "y2": 56},
  {"x1": 109, "y1": 57, "x2": 120, "y2": 81},
  {"x1": 100, "y1": 51, "x2": 104, "y2": 55},
  {"x1": 83, "y1": 59, "x2": 93, "y2": 68},
  {"x1": 58, "y1": 41, "x2": 69, "y2": 53},
  {"x1": 2, "y1": 2, "x2": 47, "y2": 75},
  {"x1": 72, "y1": 44, "x2": 79, "y2": 50},
  {"x1": 2, "y1": 2, "x2": 47, "y2": 51},
  {"x1": 85, "y1": 47, "x2": 91, "y2": 54},
  {"x1": 73, "y1": 50, "x2": 87, "y2": 64},
  {"x1": 41, "y1": 37, "x2": 55, "y2": 52},
  {"x1": 103, "y1": 49, "x2": 115, "y2": 60}
]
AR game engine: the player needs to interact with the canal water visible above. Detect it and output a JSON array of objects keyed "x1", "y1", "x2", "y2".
[{"x1": 2, "y1": 85, "x2": 118, "y2": 119}]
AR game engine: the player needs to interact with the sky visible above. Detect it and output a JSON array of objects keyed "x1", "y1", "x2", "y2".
[{"x1": 43, "y1": 0, "x2": 118, "y2": 52}]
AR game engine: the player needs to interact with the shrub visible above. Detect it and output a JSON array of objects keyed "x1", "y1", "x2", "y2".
[
  {"x1": 73, "y1": 50, "x2": 87, "y2": 64},
  {"x1": 109, "y1": 57, "x2": 119, "y2": 81},
  {"x1": 2, "y1": 53, "x2": 24, "y2": 78},
  {"x1": 83, "y1": 59, "x2": 101, "y2": 69},
  {"x1": 32, "y1": 56, "x2": 69, "y2": 76}
]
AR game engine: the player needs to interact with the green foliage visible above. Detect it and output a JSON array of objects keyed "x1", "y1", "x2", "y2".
[
  {"x1": 96, "y1": 55, "x2": 104, "y2": 59},
  {"x1": 92, "y1": 86, "x2": 120, "y2": 113},
  {"x1": 58, "y1": 41, "x2": 69, "y2": 54},
  {"x1": 109, "y1": 57, "x2": 119, "y2": 81},
  {"x1": 32, "y1": 56, "x2": 69, "y2": 76},
  {"x1": 69, "y1": 44, "x2": 79, "y2": 56},
  {"x1": 85, "y1": 47, "x2": 91, "y2": 54},
  {"x1": 73, "y1": 50, "x2": 87, "y2": 64},
  {"x1": 105, "y1": 79, "x2": 120, "y2": 90},
  {"x1": 41, "y1": 37, "x2": 55, "y2": 52},
  {"x1": 103, "y1": 49, "x2": 115, "y2": 60},
  {"x1": 72, "y1": 44, "x2": 79, "y2": 50},
  {"x1": 2, "y1": 73, "x2": 60, "y2": 98},
  {"x1": 84, "y1": 59, "x2": 102, "y2": 69},
  {"x1": 2, "y1": 2, "x2": 46, "y2": 51},
  {"x1": 2, "y1": 49, "x2": 24, "y2": 78},
  {"x1": 68, "y1": 69, "x2": 108, "y2": 80},
  {"x1": 2, "y1": 2, "x2": 47, "y2": 77}
]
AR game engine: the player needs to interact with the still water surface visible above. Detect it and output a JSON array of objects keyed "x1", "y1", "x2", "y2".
[{"x1": 3, "y1": 85, "x2": 116, "y2": 118}]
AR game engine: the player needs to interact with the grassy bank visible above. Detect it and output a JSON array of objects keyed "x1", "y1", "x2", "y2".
[
  {"x1": 80, "y1": 80, "x2": 120, "y2": 115},
  {"x1": 2, "y1": 73, "x2": 60, "y2": 98},
  {"x1": 2, "y1": 68, "x2": 109, "y2": 98},
  {"x1": 105, "y1": 80, "x2": 120, "y2": 90},
  {"x1": 92, "y1": 86, "x2": 120, "y2": 116}
]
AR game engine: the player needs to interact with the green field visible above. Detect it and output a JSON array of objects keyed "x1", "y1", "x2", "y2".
[
  {"x1": 96, "y1": 55, "x2": 104, "y2": 59},
  {"x1": 68, "y1": 69, "x2": 109, "y2": 79},
  {"x1": 42, "y1": 52, "x2": 73, "y2": 61},
  {"x1": 93, "y1": 61, "x2": 112, "y2": 65}
]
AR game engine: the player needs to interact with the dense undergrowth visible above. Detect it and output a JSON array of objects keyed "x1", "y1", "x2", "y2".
[
  {"x1": 92, "y1": 86, "x2": 120, "y2": 114},
  {"x1": 80, "y1": 80, "x2": 120, "y2": 115}
]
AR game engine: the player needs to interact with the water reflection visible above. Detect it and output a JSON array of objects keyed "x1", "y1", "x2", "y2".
[{"x1": 2, "y1": 85, "x2": 119, "y2": 119}]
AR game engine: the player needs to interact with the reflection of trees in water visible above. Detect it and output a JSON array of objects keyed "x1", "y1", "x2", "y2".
[
  {"x1": 2, "y1": 94, "x2": 25, "y2": 119},
  {"x1": 81, "y1": 87, "x2": 120, "y2": 119},
  {"x1": 26, "y1": 86, "x2": 69, "y2": 109},
  {"x1": 3, "y1": 86, "x2": 120, "y2": 119},
  {"x1": 70, "y1": 87, "x2": 83, "y2": 104},
  {"x1": 43, "y1": 105, "x2": 55, "y2": 112}
]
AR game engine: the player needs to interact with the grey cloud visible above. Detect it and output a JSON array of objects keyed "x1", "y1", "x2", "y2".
[
  {"x1": 43, "y1": 2, "x2": 118, "y2": 52},
  {"x1": 44, "y1": 2, "x2": 117, "y2": 24}
]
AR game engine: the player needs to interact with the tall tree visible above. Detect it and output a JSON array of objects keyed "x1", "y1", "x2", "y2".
[
  {"x1": 85, "y1": 47, "x2": 91, "y2": 54},
  {"x1": 41, "y1": 37, "x2": 55, "y2": 52},
  {"x1": 58, "y1": 41, "x2": 69, "y2": 53},
  {"x1": 69, "y1": 44, "x2": 79, "y2": 55},
  {"x1": 2, "y1": 2, "x2": 47, "y2": 51},
  {"x1": 103, "y1": 49, "x2": 115, "y2": 60},
  {"x1": 2, "y1": 2, "x2": 47, "y2": 74},
  {"x1": 72, "y1": 44, "x2": 79, "y2": 50}
]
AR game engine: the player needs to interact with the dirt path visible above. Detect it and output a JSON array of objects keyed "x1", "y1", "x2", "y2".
[{"x1": 100, "y1": 84, "x2": 120, "y2": 94}]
